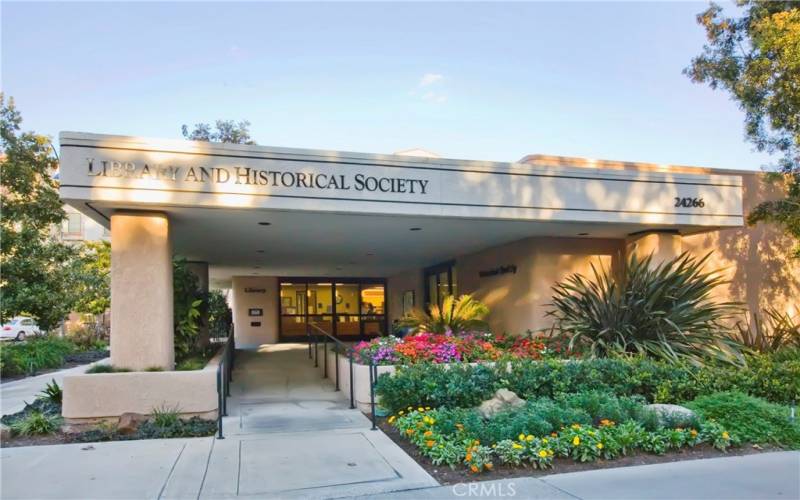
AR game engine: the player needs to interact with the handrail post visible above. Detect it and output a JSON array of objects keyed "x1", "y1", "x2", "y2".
[
  {"x1": 334, "y1": 345, "x2": 340, "y2": 391},
  {"x1": 369, "y1": 362, "x2": 377, "y2": 430},
  {"x1": 216, "y1": 367, "x2": 224, "y2": 439},
  {"x1": 323, "y1": 335, "x2": 328, "y2": 379},
  {"x1": 348, "y1": 351, "x2": 355, "y2": 409}
]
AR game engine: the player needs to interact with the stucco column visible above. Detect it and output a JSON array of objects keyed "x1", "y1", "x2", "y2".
[
  {"x1": 625, "y1": 231, "x2": 682, "y2": 266},
  {"x1": 186, "y1": 261, "x2": 210, "y2": 347},
  {"x1": 110, "y1": 212, "x2": 174, "y2": 370}
]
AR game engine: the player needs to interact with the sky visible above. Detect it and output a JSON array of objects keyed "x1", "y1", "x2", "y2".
[{"x1": 1, "y1": 1, "x2": 773, "y2": 170}]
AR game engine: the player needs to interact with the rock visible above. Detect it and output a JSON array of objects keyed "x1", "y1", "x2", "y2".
[
  {"x1": 645, "y1": 404, "x2": 697, "y2": 426},
  {"x1": 477, "y1": 389, "x2": 526, "y2": 419},
  {"x1": 0, "y1": 423, "x2": 11, "y2": 441},
  {"x1": 117, "y1": 412, "x2": 147, "y2": 434}
]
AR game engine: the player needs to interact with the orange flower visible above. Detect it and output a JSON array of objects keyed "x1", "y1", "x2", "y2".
[
  {"x1": 465, "y1": 453, "x2": 473, "y2": 462},
  {"x1": 406, "y1": 429, "x2": 415, "y2": 435},
  {"x1": 424, "y1": 430, "x2": 433, "y2": 437},
  {"x1": 485, "y1": 463, "x2": 493, "y2": 470},
  {"x1": 426, "y1": 440, "x2": 435, "y2": 448},
  {"x1": 470, "y1": 465, "x2": 479, "y2": 473}
]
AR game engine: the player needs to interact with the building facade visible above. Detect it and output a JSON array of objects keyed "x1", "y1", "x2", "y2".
[{"x1": 57, "y1": 132, "x2": 798, "y2": 418}]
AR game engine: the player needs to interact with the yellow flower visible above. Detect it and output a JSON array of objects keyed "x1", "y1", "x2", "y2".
[
  {"x1": 572, "y1": 436, "x2": 581, "y2": 446},
  {"x1": 690, "y1": 429, "x2": 698, "y2": 437},
  {"x1": 519, "y1": 433, "x2": 526, "y2": 441},
  {"x1": 597, "y1": 443, "x2": 604, "y2": 450},
  {"x1": 548, "y1": 450, "x2": 554, "y2": 456},
  {"x1": 418, "y1": 407, "x2": 425, "y2": 412},
  {"x1": 512, "y1": 443, "x2": 523, "y2": 449},
  {"x1": 388, "y1": 416, "x2": 396, "y2": 424},
  {"x1": 542, "y1": 438, "x2": 548, "y2": 444},
  {"x1": 538, "y1": 450, "x2": 548, "y2": 458},
  {"x1": 425, "y1": 406, "x2": 431, "y2": 410},
  {"x1": 588, "y1": 430, "x2": 595, "y2": 436},
  {"x1": 722, "y1": 431, "x2": 730, "y2": 440},
  {"x1": 526, "y1": 435, "x2": 534, "y2": 442},
  {"x1": 456, "y1": 423, "x2": 464, "y2": 430},
  {"x1": 398, "y1": 410, "x2": 404, "y2": 415},
  {"x1": 407, "y1": 406, "x2": 413, "y2": 411},
  {"x1": 571, "y1": 424, "x2": 581, "y2": 429}
]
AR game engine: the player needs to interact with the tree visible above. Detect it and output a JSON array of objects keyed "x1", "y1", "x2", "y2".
[
  {"x1": 685, "y1": 2, "x2": 799, "y2": 256},
  {"x1": 181, "y1": 120, "x2": 256, "y2": 144},
  {"x1": 0, "y1": 94, "x2": 79, "y2": 330},
  {"x1": 71, "y1": 240, "x2": 111, "y2": 316}
]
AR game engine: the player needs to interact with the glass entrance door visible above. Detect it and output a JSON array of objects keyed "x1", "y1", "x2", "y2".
[{"x1": 279, "y1": 278, "x2": 387, "y2": 340}]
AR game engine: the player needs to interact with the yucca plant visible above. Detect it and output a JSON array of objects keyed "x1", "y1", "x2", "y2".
[
  {"x1": 734, "y1": 307, "x2": 800, "y2": 353},
  {"x1": 547, "y1": 252, "x2": 743, "y2": 366},
  {"x1": 401, "y1": 294, "x2": 490, "y2": 334}
]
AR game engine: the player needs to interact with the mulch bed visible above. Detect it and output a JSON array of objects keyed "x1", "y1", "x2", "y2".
[
  {"x1": 1, "y1": 349, "x2": 108, "y2": 384},
  {"x1": 376, "y1": 417, "x2": 779, "y2": 485}
]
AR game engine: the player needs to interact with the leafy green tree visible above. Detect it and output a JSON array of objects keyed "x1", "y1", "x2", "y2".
[
  {"x1": 0, "y1": 94, "x2": 80, "y2": 330},
  {"x1": 71, "y1": 240, "x2": 111, "y2": 316},
  {"x1": 181, "y1": 120, "x2": 256, "y2": 144},
  {"x1": 685, "y1": 2, "x2": 799, "y2": 255}
]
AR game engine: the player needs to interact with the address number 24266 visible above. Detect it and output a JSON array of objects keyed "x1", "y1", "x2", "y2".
[{"x1": 674, "y1": 197, "x2": 705, "y2": 208}]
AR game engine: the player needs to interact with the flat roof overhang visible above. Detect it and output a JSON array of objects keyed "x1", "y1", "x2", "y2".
[{"x1": 58, "y1": 132, "x2": 745, "y2": 286}]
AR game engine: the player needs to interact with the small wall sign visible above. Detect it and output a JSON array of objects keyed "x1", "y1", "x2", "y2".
[
  {"x1": 479, "y1": 265, "x2": 517, "y2": 278},
  {"x1": 248, "y1": 308, "x2": 263, "y2": 317},
  {"x1": 250, "y1": 321, "x2": 261, "y2": 327}
]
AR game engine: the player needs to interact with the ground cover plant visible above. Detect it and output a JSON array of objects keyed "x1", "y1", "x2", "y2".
[
  {"x1": 387, "y1": 396, "x2": 736, "y2": 475},
  {"x1": 374, "y1": 352, "x2": 799, "y2": 411}
]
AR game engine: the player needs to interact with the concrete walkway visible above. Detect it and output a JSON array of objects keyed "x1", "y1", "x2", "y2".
[
  {"x1": 356, "y1": 451, "x2": 800, "y2": 500},
  {"x1": 1, "y1": 343, "x2": 436, "y2": 499},
  {"x1": 1, "y1": 357, "x2": 109, "y2": 415}
]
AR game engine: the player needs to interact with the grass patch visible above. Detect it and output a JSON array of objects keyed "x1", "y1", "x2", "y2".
[{"x1": 85, "y1": 364, "x2": 131, "y2": 374}]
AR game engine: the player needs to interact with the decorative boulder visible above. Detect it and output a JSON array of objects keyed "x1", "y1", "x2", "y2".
[
  {"x1": 478, "y1": 389, "x2": 526, "y2": 419},
  {"x1": 117, "y1": 412, "x2": 147, "y2": 434},
  {"x1": 645, "y1": 404, "x2": 697, "y2": 426}
]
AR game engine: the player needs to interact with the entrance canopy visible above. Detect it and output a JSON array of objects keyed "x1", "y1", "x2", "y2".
[{"x1": 59, "y1": 132, "x2": 744, "y2": 286}]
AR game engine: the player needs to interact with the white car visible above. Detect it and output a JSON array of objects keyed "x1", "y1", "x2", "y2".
[{"x1": 0, "y1": 317, "x2": 42, "y2": 341}]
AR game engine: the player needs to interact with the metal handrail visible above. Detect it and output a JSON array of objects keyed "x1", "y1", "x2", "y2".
[
  {"x1": 306, "y1": 322, "x2": 357, "y2": 411},
  {"x1": 216, "y1": 324, "x2": 235, "y2": 439}
]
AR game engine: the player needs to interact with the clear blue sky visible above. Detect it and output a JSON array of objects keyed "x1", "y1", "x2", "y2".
[{"x1": 2, "y1": 1, "x2": 771, "y2": 170}]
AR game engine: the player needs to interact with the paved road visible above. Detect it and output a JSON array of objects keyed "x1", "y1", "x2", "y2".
[{"x1": 1, "y1": 357, "x2": 109, "y2": 415}]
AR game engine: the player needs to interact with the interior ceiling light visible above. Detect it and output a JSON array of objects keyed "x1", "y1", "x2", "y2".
[
  {"x1": 409, "y1": 227, "x2": 422, "y2": 231},
  {"x1": 256, "y1": 250, "x2": 265, "y2": 253},
  {"x1": 258, "y1": 222, "x2": 271, "y2": 226},
  {"x1": 577, "y1": 232, "x2": 589, "y2": 236}
]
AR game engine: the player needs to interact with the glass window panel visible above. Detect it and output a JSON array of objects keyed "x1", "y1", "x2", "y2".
[
  {"x1": 427, "y1": 274, "x2": 438, "y2": 308},
  {"x1": 437, "y1": 271, "x2": 449, "y2": 305},
  {"x1": 450, "y1": 267, "x2": 458, "y2": 297},
  {"x1": 280, "y1": 283, "x2": 306, "y2": 315},
  {"x1": 280, "y1": 315, "x2": 307, "y2": 336},
  {"x1": 336, "y1": 284, "x2": 359, "y2": 315},
  {"x1": 337, "y1": 315, "x2": 360, "y2": 336},
  {"x1": 360, "y1": 284, "x2": 385, "y2": 315},
  {"x1": 362, "y1": 318, "x2": 385, "y2": 336},
  {"x1": 308, "y1": 282, "x2": 333, "y2": 315}
]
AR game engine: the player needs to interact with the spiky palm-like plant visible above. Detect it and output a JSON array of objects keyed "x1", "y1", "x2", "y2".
[
  {"x1": 547, "y1": 252, "x2": 743, "y2": 366},
  {"x1": 401, "y1": 294, "x2": 490, "y2": 334}
]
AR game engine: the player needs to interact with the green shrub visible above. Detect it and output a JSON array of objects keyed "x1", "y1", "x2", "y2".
[
  {"x1": 376, "y1": 363, "x2": 500, "y2": 412},
  {"x1": 0, "y1": 336, "x2": 75, "y2": 377},
  {"x1": 85, "y1": 364, "x2": 130, "y2": 374},
  {"x1": 376, "y1": 353, "x2": 799, "y2": 413},
  {"x1": 176, "y1": 357, "x2": 206, "y2": 371},
  {"x1": 548, "y1": 252, "x2": 742, "y2": 366},
  {"x1": 38, "y1": 379, "x2": 62, "y2": 405},
  {"x1": 686, "y1": 391, "x2": 800, "y2": 448},
  {"x1": 400, "y1": 294, "x2": 490, "y2": 334},
  {"x1": 10, "y1": 410, "x2": 61, "y2": 436}
]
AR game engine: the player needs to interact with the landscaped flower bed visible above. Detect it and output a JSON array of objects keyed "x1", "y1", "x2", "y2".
[
  {"x1": 372, "y1": 353, "x2": 800, "y2": 479},
  {"x1": 352, "y1": 331, "x2": 577, "y2": 365}
]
